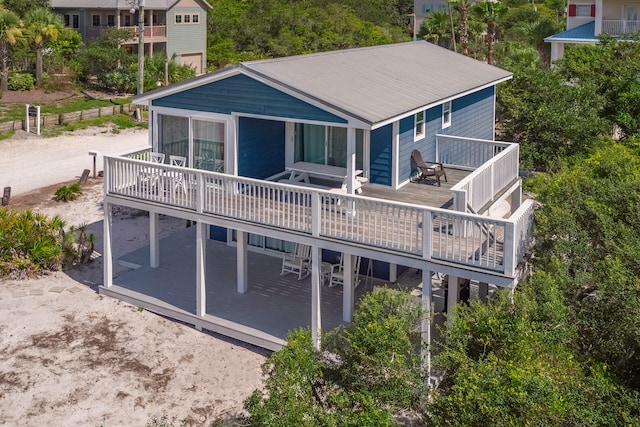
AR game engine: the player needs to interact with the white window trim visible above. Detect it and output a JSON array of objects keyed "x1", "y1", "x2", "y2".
[
  {"x1": 575, "y1": 4, "x2": 592, "y2": 16},
  {"x1": 442, "y1": 101, "x2": 452, "y2": 129},
  {"x1": 175, "y1": 13, "x2": 200, "y2": 25},
  {"x1": 414, "y1": 110, "x2": 425, "y2": 141}
]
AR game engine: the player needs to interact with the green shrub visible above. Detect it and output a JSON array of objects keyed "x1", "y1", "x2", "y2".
[
  {"x1": 54, "y1": 183, "x2": 82, "y2": 202},
  {"x1": 8, "y1": 73, "x2": 35, "y2": 91}
]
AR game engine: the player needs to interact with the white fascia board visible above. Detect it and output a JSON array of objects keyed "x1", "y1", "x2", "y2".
[
  {"x1": 241, "y1": 67, "x2": 371, "y2": 129},
  {"x1": 543, "y1": 36, "x2": 597, "y2": 43},
  {"x1": 231, "y1": 111, "x2": 362, "y2": 128},
  {"x1": 370, "y1": 76, "x2": 512, "y2": 131},
  {"x1": 135, "y1": 67, "x2": 242, "y2": 106}
]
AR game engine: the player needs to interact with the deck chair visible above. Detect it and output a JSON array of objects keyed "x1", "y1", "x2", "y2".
[
  {"x1": 150, "y1": 152, "x2": 165, "y2": 164},
  {"x1": 411, "y1": 149, "x2": 447, "y2": 186},
  {"x1": 169, "y1": 155, "x2": 188, "y2": 195},
  {"x1": 281, "y1": 243, "x2": 311, "y2": 279},
  {"x1": 329, "y1": 253, "x2": 361, "y2": 288}
]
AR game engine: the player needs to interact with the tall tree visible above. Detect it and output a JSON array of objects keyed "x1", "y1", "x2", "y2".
[
  {"x1": 419, "y1": 9, "x2": 455, "y2": 48},
  {"x1": 23, "y1": 8, "x2": 62, "y2": 88},
  {"x1": 473, "y1": 1, "x2": 508, "y2": 64},
  {"x1": 449, "y1": 0, "x2": 472, "y2": 55},
  {"x1": 0, "y1": 8, "x2": 22, "y2": 92},
  {"x1": 1, "y1": 0, "x2": 48, "y2": 18}
]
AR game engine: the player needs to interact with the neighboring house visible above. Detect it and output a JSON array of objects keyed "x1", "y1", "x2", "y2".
[
  {"x1": 413, "y1": 0, "x2": 452, "y2": 32},
  {"x1": 50, "y1": 0, "x2": 212, "y2": 74},
  {"x1": 545, "y1": 0, "x2": 638, "y2": 64},
  {"x1": 101, "y1": 42, "x2": 535, "y2": 357}
]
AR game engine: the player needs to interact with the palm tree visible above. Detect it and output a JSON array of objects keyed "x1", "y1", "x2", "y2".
[
  {"x1": 0, "y1": 9, "x2": 22, "y2": 92},
  {"x1": 420, "y1": 10, "x2": 454, "y2": 49},
  {"x1": 449, "y1": 0, "x2": 473, "y2": 55},
  {"x1": 23, "y1": 8, "x2": 62, "y2": 88},
  {"x1": 472, "y1": 1, "x2": 508, "y2": 65}
]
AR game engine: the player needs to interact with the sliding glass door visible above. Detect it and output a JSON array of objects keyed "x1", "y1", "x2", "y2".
[
  {"x1": 193, "y1": 119, "x2": 225, "y2": 172},
  {"x1": 294, "y1": 123, "x2": 364, "y2": 170}
]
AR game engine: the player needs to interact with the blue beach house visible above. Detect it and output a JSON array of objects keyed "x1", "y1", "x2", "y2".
[{"x1": 101, "y1": 42, "x2": 534, "y2": 361}]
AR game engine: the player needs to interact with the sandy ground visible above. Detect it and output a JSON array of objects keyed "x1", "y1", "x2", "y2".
[{"x1": 0, "y1": 133, "x2": 268, "y2": 426}]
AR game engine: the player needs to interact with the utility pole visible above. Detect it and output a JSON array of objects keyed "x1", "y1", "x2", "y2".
[{"x1": 130, "y1": 0, "x2": 145, "y2": 121}]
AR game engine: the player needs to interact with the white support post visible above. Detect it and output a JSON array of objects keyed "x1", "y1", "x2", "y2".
[
  {"x1": 346, "y1": 128, "x2": 356, "y2": 194},
  {"x1": 389, "y1": 263, "x2": 397, "y2": 282},
  {"x1": 311, "y1": 245, "x2": 322, "y2": 350},
  {"x1": 237, "y1": 230, "x2": 248, "y2": 294},
  {"x1": 342, "y1": 253, "x2": 354, "y2": 322},
  {"x1": 196, "y1": 221, "x2": 207, "y2": 318},
  {"x1": 103, "y1": 202, "x2": 113, "y2": 288},
  {"x1": 149, "y1": 211, "x2": 160, "y2": 268},
  {"x1": 447, "y1": 275, "x2": 459, "y2": 322},
  {"x1": 421, "y1": 268, "x2": 433, "y2": 380}
]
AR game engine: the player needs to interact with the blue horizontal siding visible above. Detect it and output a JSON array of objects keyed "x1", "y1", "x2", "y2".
[
  {"x1": 238, "y1": 117, "x2": 285, "y2": 179},
  {"x1": 153, "y1": 74, "x2": 347, "y2": 124},
  {"x1": 398, "y1": 86, "x2": 496, "y2": 183}
]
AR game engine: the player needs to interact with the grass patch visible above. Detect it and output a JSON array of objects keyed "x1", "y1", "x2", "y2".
[
  {"x1": 0, "y1": 130, "x2": 15, "y2": 141},
  {"x1": 0, "y1": 95, "x2": 132, "y2": 122},
  {"x1": 42, "y1": 113, "x2": 147, "y2": 137}
]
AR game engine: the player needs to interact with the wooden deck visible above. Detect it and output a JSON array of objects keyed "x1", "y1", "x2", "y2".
[{"x1": 360, "y1": 168, "x2": 472, "y2": 209}]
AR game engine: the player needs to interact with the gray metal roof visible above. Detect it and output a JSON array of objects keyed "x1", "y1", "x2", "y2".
[
  {"x1": 135, "y1": 41, "x2": 512, "y2": 126},
  {"x1": 242, "y1": 42, "x2": 512, "y2": 126},
  {"x1": 51, "y1": 0, "x2": 212, "y2": 10}
]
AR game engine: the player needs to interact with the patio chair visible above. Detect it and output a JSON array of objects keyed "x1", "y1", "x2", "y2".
[
  {"x1": 411, "y1": 149, "x2": 447, "y2": 186},
  {"x1": 169, "y1": 155, "x2": 188, "y2": 195},
  {"x1": 329, "y1": 253, "x2": 361, "y2": 288},
  {"x1": 150, "y1": 152, "x2": 166, "y2": 164},
  {"x1": 281, "y1": 243, "x2": 311, "y2": 280}
]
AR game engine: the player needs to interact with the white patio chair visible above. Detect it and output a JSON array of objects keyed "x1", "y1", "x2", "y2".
[
  {"x1": 281, "y1": 243, "x2": 311, "y2": 280},
  {"x1": 150, "y1": 152, "x2": 165, "y2": 163},
  {"x1": 169, "y1": 155, "x2": 188, "y2": 195},
  {"x1": 329, "y1": 253, "x2": 361, "y2": 288}
]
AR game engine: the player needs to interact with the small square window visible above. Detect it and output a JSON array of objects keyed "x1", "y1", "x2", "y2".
[
  {"x1": 414, "y1": 110, "x2": 425, "y2": 140},
  {"x1": 442, "y1": 101, "x2": 452, "y2": 128},
  {"x1": 92, "y1": 15, "x2": 100, "y2": 27},
  {"x1": 184, "y1": 14, "x2": 190, "y2": 23},
  {"x1": 192, "y1": 14, "x2": 199, "y2": 23},
  {"x1": 175, "y1": 14, "x2": 182, "y2": 24}
]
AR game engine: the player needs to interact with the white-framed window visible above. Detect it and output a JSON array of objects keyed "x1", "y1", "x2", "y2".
[
  {"x1": 175, "y1": 13, "x2": 199, "y2": 24},
  {"x1": 92, "y1": 14, "x2": 100, "y2": 27},
  {"x1": 442, "y1": 101, "x2": 452, "y2": 128},
  {"x1": 414, "y1": 110, "x2": 425, "y2": 141},
  {"x1": 575, "y1": 4, "x2": 592, "y2": 16}
]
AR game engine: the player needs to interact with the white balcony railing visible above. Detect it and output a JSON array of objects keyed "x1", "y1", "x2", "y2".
[
  {"x1": 601, "y1": 20, "x2": 640, "y2": 36},
  {"x1": 437, "y1": 135, "x2": 518, "y2": 213},
  {"x1": 105, "y1": 153, "x2": 535, "y2": 277}
]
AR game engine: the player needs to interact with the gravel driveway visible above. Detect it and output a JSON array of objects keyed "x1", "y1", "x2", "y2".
[{"x1": 0, "y1": 127, "x2": 149, "y2": 196}]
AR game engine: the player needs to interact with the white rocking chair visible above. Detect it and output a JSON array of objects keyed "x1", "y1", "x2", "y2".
[
  {"x1": 281, "y1": 243, "x2": 311, "y2": 280},
  {"x1": 329, "y1": 253, "x2": 361, "y2": 288}
]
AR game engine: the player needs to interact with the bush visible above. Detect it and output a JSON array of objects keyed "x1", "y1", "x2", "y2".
[
  {"x1": 54, "y1": 183, "x2": 82, "y2": 202},
  {"x1": 8, "y1": 73, "x2": 35, "y2": 91},
  {"x1": 100, "y1": 68, "x2": 137, "y2": 93}
]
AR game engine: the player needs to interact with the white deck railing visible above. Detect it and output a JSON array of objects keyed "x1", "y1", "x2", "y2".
[
  {"x1": 601, "y1": 20, "x2": 640, "y2": 36},
  {"x1": 105, "y1": 154, "x2": 534, "y2": 276},
  {"x1": 437, "y1": 135, "x2": 519, "y2": 213}
]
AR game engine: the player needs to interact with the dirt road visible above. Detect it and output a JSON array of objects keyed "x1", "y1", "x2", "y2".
[{"x1": 0, "y1": 127, "x2": 149, "y2": 196}]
